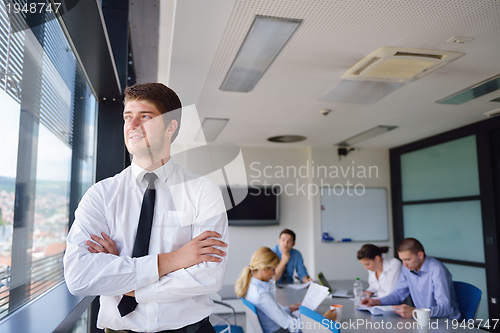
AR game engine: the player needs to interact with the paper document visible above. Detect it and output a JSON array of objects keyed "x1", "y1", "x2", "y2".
[
  {"x1": 330, "y1": 289, "x2": 351, "y2": 298},
  {"x1": 292, "y1": 282, "x2": 330, "y2": 316},
  {"x1": 286, "y1": 281, "x2": 312, "y2": 290},
  {"x1": 356, "y1": 305, "x2": 396, "y2": 316}
]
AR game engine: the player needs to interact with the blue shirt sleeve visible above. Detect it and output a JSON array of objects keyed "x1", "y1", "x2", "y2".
[
  {"x1": 294, "y1": 250, "x2": 309, "y2": 281},
  {"x1": 379, "y1": 269, "x2": 409, "y2": 305},
  {"x1": 429, "y1": 264, "x2": 455, "y2": 318}
]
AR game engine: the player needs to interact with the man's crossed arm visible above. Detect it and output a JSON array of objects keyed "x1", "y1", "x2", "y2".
[{"x1": 86, "y1": 230, "x2": 226, "y2": 296}]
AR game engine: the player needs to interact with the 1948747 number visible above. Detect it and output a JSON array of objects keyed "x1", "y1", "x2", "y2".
[
  {"x1": 445, "y1": 319, "x2": 498, "y2": 330},
  {"x1": 6, "y1": 2, "x2": 61, "y2": 14}
]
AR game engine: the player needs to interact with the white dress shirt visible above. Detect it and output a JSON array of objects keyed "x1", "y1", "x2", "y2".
[
  {"x1": 63, "y1": 159, "x2": 229, "y2": 332},
  {"x1": 245, "y1": 277, "x2": 299, "y2": 333},
  {"x1": 366, "y1": 258, "x2": 402, "y2": 298}
]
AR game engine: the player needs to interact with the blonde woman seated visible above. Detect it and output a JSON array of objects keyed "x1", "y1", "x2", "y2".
[
  {"x1": 357, "y1": 244, "x2": 402, "y2": 298},
  {"x1": 235, "y1": 247, "x2": 335, "y2": 333}
]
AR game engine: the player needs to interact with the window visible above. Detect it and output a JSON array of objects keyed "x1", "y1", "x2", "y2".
[
  {"x1": 397, "y1": 135, "x2": 488, "y2": 322},
  {"x1": 0, "y1": 1, "x2": 97, "y2": 319}
]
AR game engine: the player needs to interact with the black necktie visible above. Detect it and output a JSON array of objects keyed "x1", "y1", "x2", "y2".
[
  {"x1": 282, "y1": 264, "x2": 288, "y2": 282},
  {"x1": 117, "y1": 172, "x2": 157, "y2": 317}
]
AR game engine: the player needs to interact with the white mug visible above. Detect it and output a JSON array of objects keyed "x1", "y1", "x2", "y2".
[
  {"x1": 330, "y1": 304, "x2": 343, "y2": 322},
  {"x1": 412, "y1": 308, "x2": 431, "y2": 328}
]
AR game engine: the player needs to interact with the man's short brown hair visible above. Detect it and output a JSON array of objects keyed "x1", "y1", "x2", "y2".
[
  {"x1": 279, "y1": 229, "x2": 296, "y2": 243},
  {"x1": 124, "y1": 83, "x2": 182, "y2": 142},
  {"x1": 398, "y1": 237, "x2": 425, "y2": 255}
]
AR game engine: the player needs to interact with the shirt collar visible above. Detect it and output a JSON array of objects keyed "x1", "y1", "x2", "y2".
[
  {"x1": 250, "y1": 277, "x2": 270, "y2": 291},
  {"x1": 131, "y1": 158, "x2": 175, "y2": 185},
  {"x1": 418, "y1": 256, "x2": 430, "y2": 273},
  {"x1": 382, "y1": 258, "x2": 391, "y2": 272}
]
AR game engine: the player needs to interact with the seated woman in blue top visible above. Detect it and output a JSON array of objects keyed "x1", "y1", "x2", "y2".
[
  {"x1": 357, "y1": 244, "x2": 402, "y2": 298},
  {"x1": 235, "y1": 247, "x2": 335, "y2": 333}
]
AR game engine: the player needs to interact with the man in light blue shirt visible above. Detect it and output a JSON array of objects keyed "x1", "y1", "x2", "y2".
[
  {"x1": 271, "y1": 229, "x2": 312, "y2": 284},
  {"x1": 362, "y1": 238, "x2": 461, "y2": 319}
]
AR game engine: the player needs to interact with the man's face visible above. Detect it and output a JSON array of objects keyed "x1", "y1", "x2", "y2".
[
  {"x1": 398, "y1": 250, "x2": 425, "y2": 271},
  {"x1": 278, "y1": 233, "x2": 295, "y2": 253},
  {"x1": 123, "y1": 100, "x2": 171, "y2": 165}
]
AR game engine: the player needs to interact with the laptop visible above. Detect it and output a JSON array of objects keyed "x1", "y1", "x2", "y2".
[{"x1": 316, "y1": 272, "x2": 353, "y2": 298}]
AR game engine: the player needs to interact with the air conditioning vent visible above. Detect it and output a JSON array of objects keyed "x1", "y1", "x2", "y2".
[
  {"x1": 394, "y1": 52, "x2": 444, "y2": 60},
  {"x1": 342, "y1": 47, "x2": 464, "y2": 83},
  {"x1": 353, "y1": 57, "x2": 380, "y2": 75}
]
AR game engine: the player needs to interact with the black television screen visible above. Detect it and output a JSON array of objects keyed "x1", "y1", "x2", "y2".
[{"x1": 222, "y1": 186, "x2": 279, "y2": 226}]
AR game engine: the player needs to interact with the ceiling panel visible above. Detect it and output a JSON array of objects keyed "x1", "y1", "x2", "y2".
[{"x1": 165, "y1": 0, "x2": 500, "y2": 148}]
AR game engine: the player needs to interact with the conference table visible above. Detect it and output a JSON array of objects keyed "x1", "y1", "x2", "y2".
[{"x1": 272, "y1": 280, "x2": 482, "y2": 333}]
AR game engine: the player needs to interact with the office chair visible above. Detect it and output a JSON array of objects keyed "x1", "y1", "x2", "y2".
[
  {"x1": 241, "y1": 298, "x2": 264, "y2": 333},
  {"x1": 453, "y1": 281, "x2": 482, "y2": 321},
  {"x1": 299, "y1": 305, "x2": 340, "y2": 333},
  {"x1": 211, "y1": 294, "x2": 244, "y2": 333}
]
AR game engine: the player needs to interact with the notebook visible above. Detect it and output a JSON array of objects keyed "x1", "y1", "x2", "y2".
[{"x1": 356, "y1": 305, "x2": 396, "y2": 316}]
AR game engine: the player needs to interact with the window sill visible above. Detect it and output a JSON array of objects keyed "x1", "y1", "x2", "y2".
[{"x1": 0, "y1": 282, "x2": 95, "y2": 333}]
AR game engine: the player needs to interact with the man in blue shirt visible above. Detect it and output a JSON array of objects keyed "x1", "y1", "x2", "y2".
[
  {"x1": 362, "y1": 238, "x2": 461, "y2": 319},
  {"x1": 271, "y1": 229, "x2": 312, "y2": 284}
]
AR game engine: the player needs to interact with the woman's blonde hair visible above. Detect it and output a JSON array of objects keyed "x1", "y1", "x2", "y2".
[{"x1": 234, "y1": 247, "x2": 280, "y2": 297}]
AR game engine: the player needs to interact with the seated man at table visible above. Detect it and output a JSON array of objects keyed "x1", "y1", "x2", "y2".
[
  {"x1": 272, "y1": 229, "x2": 312, "y2": 284},
  {"x1": 362, "y1": 238, "x2": 460, "y2": 319}
]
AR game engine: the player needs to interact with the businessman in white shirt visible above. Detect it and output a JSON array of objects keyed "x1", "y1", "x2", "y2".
[{"x1": 63, "y1": 83, "x2": 229, "y2": 333}]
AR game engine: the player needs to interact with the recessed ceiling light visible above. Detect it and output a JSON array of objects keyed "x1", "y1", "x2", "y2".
[
  {"x1": 220, "y1": 15, "x2": 302, "y2": 92},
  {"x1": 335, "y1": 125, "x2": 398, "y2": 147},
  {"x1": 485, "y1": 108, "x2": 500, "y2": 118},
  {"x1": 437, "y1": 73, "x2": 500, "y2": 105},
  {"x1": 268, "y1": 135, "x2": 306, "y2": 143}
]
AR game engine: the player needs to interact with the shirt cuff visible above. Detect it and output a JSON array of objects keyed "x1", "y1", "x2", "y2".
[
  {"x1": 135, "y1": 280, "x2": 158, "y2": 304},
  {"x1": 135, "y1": 255, "x2": 159, "y2": 289}
]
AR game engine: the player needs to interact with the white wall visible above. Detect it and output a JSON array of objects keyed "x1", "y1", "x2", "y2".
[
  {"x1": 224, "y1": 146, "x2": 314, "y2": 285},
  {"x1": 310, "y1": 147, "x2": 393, "y2": 282},
  {"x1": 223, "y1": 145, "x2": 393, "y2": 286}
]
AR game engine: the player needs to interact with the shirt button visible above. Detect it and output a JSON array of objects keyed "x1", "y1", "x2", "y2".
[
  {"x1": 147, "y1": 280, "x2": 152, "y2": 283},
  {"x1": 151, "y1": 240, "x2": 155, "y2": 244},
  {"x1": 150, "y1": 318, "x2": 154, "y2": 323}
]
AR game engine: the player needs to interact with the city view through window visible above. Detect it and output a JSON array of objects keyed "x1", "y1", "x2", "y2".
[{"x1": 0, "y1": 2, "x2": 97, "y2": 318}]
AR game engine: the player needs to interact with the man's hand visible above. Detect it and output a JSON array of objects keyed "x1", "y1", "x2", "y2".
[
  {"x1": 288, "y1": 302, "x2": 301, "y2": 312},
  {"x1": 274, "y1": 250, "x2": 290, "y2": 281},
  {"x1": 158, "y1": 230, "x2": 227, "y2": 277},
  {"x1": 323, "y1": 309, "x2": 336, "y2": 321},
  {"x1": 281, "y1": 250, "x2": 291, "y2": 265},
  {"x1": 86, "y1": 232, "x2": 118, "y2": 255},
  {"x1": 362, "y1": 297, "x2": 381, "y2": 306},
  {"x1": 393, "y1": 304, "x2": 415, "y2": 319},
  {"x1": 302, "y1": 276, "x2": 313, "y2": 283}
]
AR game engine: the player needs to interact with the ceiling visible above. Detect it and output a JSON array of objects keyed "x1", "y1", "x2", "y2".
[{"x1": 164, "y1": 0, "x2": 500, "y2": 149}]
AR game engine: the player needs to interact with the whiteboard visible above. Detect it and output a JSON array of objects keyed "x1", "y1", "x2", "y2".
[{"x1": 320, "y1": 187, "x2": 388, "y2": 242}]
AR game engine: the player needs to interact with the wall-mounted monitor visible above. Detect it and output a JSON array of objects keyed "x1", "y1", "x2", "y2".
[{"x1": 222, "y1": 186, "x2": 280, "y2": 226}]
